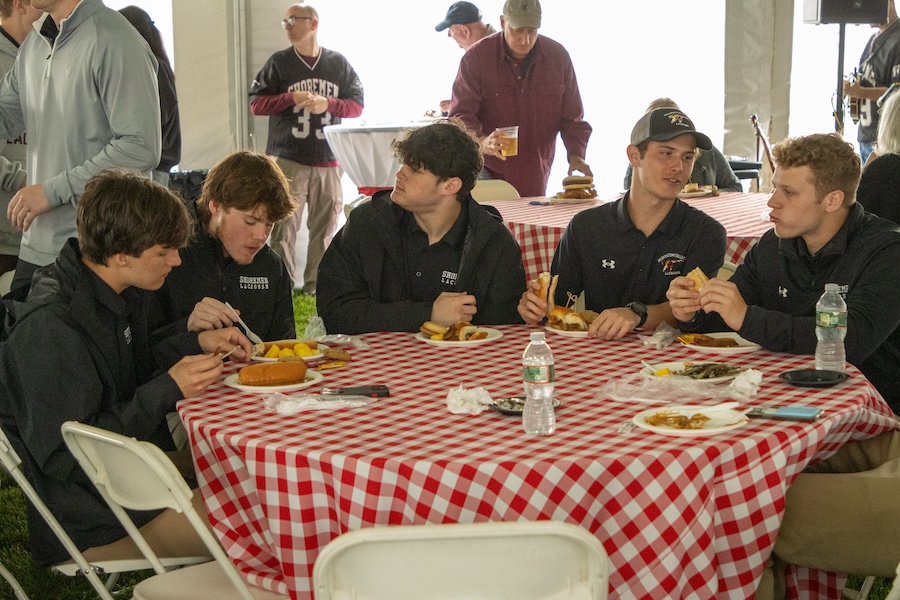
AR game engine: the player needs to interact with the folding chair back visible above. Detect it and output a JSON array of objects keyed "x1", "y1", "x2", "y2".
[
  {"x1": 313, "y1": 521, "x2": 609, "y2": 599},
  {"x1": 0, "y1": 425, "x2": 116, "y2": 599},
  {"x1": 61, "y1": 421, "x2": 286, "y2": 600},
  {"x1": 0, "y1": 559, "x2": 30, "y2": 600},
  {"x1": 471, "y1": 179, "x2": 521, "y2": 202}
]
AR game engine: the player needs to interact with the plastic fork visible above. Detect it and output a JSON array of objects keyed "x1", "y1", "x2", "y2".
[{"x1": 224, "y1": 301, "x2": 263, "y2": 345}]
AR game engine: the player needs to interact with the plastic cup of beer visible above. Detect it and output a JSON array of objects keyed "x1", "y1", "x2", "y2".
[{"x1": 496, "y1": 126, "x2": 519, "y2": 157}]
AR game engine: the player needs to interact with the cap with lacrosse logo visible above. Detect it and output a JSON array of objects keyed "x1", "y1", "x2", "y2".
[{"x1": 630, "y1": 108, "x2": 712, "y2": 150}]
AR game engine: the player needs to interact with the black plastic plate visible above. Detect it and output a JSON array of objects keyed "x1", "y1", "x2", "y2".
[{"x1": 778, "y1": 369, "x2": 849, "y2": 388}]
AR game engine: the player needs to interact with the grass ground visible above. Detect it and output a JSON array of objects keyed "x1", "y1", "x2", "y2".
[{"x1": 0, "y1": 293, "x2": 893, "y2": 599}]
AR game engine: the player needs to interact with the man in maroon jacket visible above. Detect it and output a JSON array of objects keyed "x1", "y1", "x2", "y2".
[{"x1": 450, "y1": 0, "x2": 592, "y2": 197}]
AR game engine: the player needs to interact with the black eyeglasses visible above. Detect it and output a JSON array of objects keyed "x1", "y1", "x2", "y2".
[{"x1": 281, "y1": 16, "x2": 312, "y2": 29}]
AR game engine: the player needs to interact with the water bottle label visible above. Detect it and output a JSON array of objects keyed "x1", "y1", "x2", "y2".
[
  {"x1": 816, "y1": 310, "x2": 847, "y2": 328},
  {"x1": 523, "y1": 365, "x2": 554, "y2": 383}
]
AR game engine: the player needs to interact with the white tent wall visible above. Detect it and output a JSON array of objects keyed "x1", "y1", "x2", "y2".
[
  {"x1": 724, "y1": 0, "x2": 795, "y2": 189},
  {"x1": 168, "y1": 0, "x2": 874, "y2": 196}
]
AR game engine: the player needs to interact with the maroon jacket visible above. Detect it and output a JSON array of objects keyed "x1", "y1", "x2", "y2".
[{"x1": 450, "y1": 32, "x2": 591, "y2": 197}]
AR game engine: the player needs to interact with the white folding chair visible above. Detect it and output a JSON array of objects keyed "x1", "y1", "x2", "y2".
[
  {"x1": 471, "y1": 179, "x2": 521, "y2": 202},
  {"x1": 0, "y1": 559, "x2": 30, "y2": 600},
  {"x1": 313, "y1": 521, "x2": 608, "y2": 599},
  {"x1": 0, "y1": 425, "x2": 210, "y2": 599},
  {"x1": 60, "y1": 421, "x2": 287, "y2": 600},
  {"x1": 844, "y1": 576, "x2": 876, "y2": 599}
]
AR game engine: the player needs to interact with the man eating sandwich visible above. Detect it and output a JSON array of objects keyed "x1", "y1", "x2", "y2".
[{"x1": 517, "y1": 107, "x2": 726, "y2": 340}]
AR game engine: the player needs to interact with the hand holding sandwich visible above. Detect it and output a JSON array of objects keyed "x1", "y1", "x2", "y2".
[
  {"x1": 432, "y1": 291, "x2": 477, "y2": 326},
  {"x1": 517, "y1": 279, "x2": 550, "y2": 325},
  {"x1": 667, "y1": 268, "x2": 748, "y2": 330}
]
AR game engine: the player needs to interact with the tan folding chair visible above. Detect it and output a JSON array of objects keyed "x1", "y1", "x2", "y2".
[
  {"x1": 717, "y1": 260, "x2": 738, "y2": 281},
  {"x1": 313, "y1": 521, "x2": 608, "y2": 599},
  {"x1": 60, "y1": 421, "x2": 287, "y2": 600},
  {"x1": 471, "y1": 179, "x2": 521, "y2": 202},
  {"x1": 0, "y1": 425, "x2": 209, "y2": 600}
]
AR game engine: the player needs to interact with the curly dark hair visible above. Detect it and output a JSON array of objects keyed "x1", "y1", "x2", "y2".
[
  {"x1": 772, "y1": 133, "x2": 860, "y2": 206},
  {"x1": 391, "y1": 118, "x2": 483, "y2": 200},
  {"x1": 77, "y1": 171, "x2": 192, "y2": 264}
]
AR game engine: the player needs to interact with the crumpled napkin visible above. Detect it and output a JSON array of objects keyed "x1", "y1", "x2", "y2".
[
  {"x1": 640, "y1": 321, "x2": 680, "y2": 350},
  {"x1": 445, "y1": 385, "x2": 494, "y2": 415},
  {"x1": 727, "y1": 369, "x2": 763, "y2": 398},
  {"x1": 263, "y1": 392, "x2": 377, "y2": 414}
]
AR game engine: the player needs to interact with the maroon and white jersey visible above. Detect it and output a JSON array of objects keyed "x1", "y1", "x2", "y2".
[{"x1": 250, "y1": 47, "x2": 364, "y2": 165}]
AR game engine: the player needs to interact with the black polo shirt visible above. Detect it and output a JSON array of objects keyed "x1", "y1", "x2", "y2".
[
  {"x1": 550, "y1": 193, "x2": 727, "y2": 310},
  {"x1": 402, "y1": 205, "x2": 469, "y2": 302}
]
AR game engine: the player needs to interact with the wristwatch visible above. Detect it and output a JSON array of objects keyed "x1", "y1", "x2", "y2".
[{"x1": 626, "y1": 301, "x2": 648, "y2": 329}]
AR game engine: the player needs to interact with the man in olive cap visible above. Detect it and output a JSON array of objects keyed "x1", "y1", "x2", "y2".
[
  {"x1": 435, "y1": 1, "x2": 496, "y2": 51},
  {"x1": 450, "y1": 0, "x2": 593, "y2": 197}
]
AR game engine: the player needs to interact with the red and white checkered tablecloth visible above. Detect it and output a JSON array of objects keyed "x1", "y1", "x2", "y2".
[
  {"x1": 486, "y1": 192, "x2": 775, "y2": 282},
  {"x1": 179, "y1": 326, "x2": 897, "y2": 600}
]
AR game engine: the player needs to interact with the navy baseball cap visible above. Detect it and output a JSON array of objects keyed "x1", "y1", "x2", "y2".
[
  {"x1": 630, "y1": 108, "x2": 713, "y2": 150},
  {"x1": 435, "y1": 2, "x2": 482, "y2": 31}
]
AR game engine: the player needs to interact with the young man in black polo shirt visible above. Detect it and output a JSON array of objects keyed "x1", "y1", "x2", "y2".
[
  {"x1": 667, "y1": 133, "x2": 900, "y2": 598},
  {"x1": 316, "y1": 119, "x2": 525, "y2": 334},
  {"x1": 517, "y1": 108, "x2": 726, "y2": 340}
]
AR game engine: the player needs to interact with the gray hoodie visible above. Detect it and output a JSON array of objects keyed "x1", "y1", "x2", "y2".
[
  {"x1": 0, "y1": 30, "x2": 27, "y2": 256},
  {"x1": 0, "y1": 0, "x2": 160, "y2": 266}
]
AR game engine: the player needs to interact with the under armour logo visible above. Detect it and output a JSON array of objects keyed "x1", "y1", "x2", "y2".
[
  {"x1": 778, "y1": 286, "x2": 788, "y2": 298},
  {"x1": 602, "y1": 260, "x2": 616, "y2": 269}
]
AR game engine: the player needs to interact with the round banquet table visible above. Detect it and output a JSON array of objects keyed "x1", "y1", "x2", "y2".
[
  {"x1": 179, "y1": 325, "x2": 898, "y2": 600},
  {"x1": 323, "y1": 121, "x2": 430, "y2": 195}
]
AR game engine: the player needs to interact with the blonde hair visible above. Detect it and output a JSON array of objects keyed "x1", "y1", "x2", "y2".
[
  {"x1": 877, "y1": 90, "x2": 900, "y2": 155},
  {"x1": 772, "y1": 133, "x2": 860, "y2": 206}
]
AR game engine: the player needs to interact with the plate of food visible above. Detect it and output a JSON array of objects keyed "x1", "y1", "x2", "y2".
[
  {"x1": 552, "y1": 175, "x2": 598, "y2": 203},
  {"x1": 225, "y1": 362, "x2": 324, "y2": 393},
  {"x1": 491, "y1": 396, "x2": 561, "y2": 416},
  {"x1": 535, "y1": 272, "x2": 598, "y2": 336},
  {"x1": 679, "y1": 184, "x2": 717, "y2": 199},
  {"x1": 544, "y1": 325, "x2": 589, "y2": 338},
  {"x1": 641, "y1": 361, "x2": 744, "y2": 383},
  {"x1": 251, "y1": 339, "x2": 325, "y2": 362},
  {"x1": 677, "y1": 332, "x2": 762, "y2": 354},
  {"x1": 417, "y1": 321, "x2": 502, "y2": 346},
  {"x1": 632, "y1": 406, "x2": 749, "y2": 436}
]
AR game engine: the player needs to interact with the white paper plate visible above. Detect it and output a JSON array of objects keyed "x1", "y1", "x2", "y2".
[
  {"x1": 251, "y1": 340, "x2": 325, "y2": 362},
  {"x1": 544, "y1": 325, "x2": 589, "y2": 338},
  {"x1": 224, "y1": 370, "x2": 324, "y2": 393},
  {"x1": 632, "y1": 406, "x2": 749, "y2": 436},
  {"x1": 679, "y1": 332, "x2": 761, "y2": 354},
  {"x1": 640, "y1": 361, "x2": 743, "y2": 384},
  {"x1": 415, "y1": 327, "x2": 503, "y2": 346},
  {"x1": 251, "y1": 350, "x2": 324, "y2": 363},
  {"x1": 679, "y1": 190, "x2": 713, "y2": 199}
]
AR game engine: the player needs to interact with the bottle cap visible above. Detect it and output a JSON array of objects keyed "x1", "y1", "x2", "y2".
[
  {"x1": 530, "y1": 332, "x2": 545, "y2": 342},
  {"x1": 825, "y1": 283, "x2": 839, "y2": 291}
]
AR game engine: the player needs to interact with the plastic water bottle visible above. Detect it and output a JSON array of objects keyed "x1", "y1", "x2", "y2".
[
  {"x1": 815, "y1": 283, "x2": 847, "y2": 372},
  {"x1": 522, "y1": 331, "x2": 556, "y2": 435}
]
